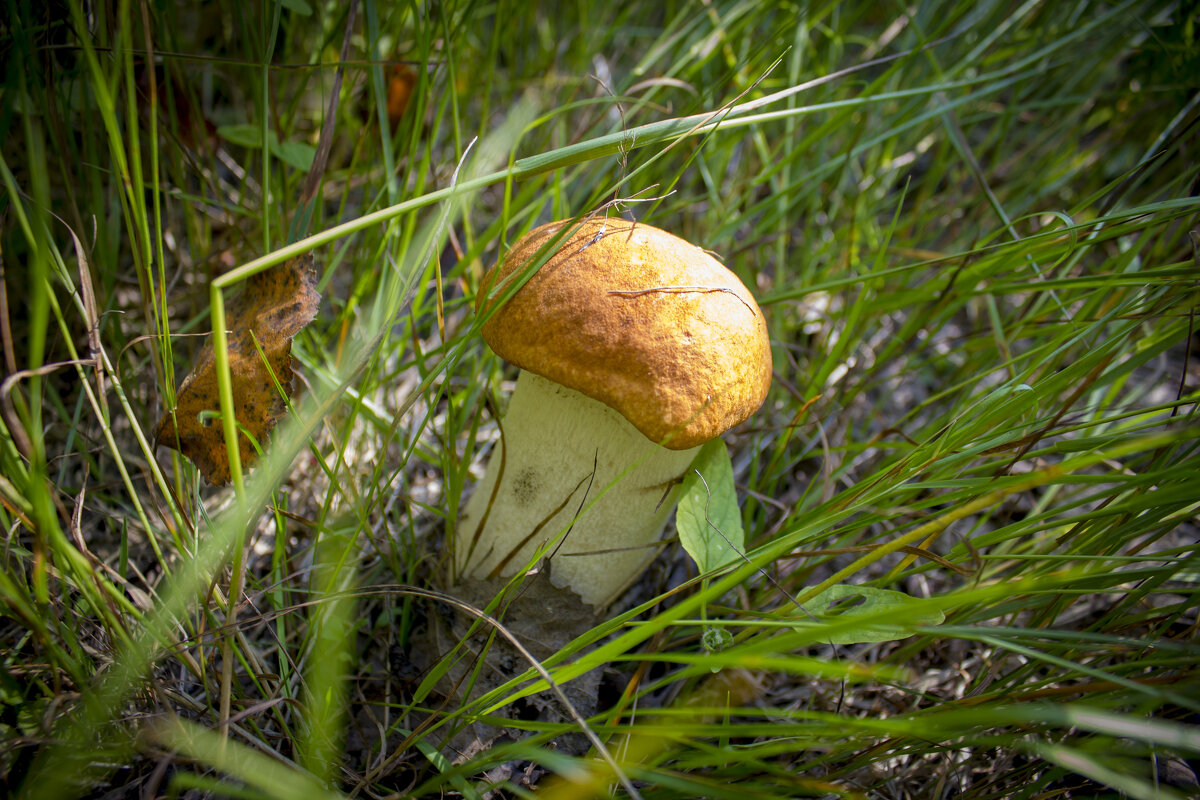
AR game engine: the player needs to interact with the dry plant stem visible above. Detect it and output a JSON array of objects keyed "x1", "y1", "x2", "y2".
[
  {"x1": 457, "y1": 371, "x2": 698, "y2": 607},
  {"x1": 220, "y1": 541, "x2": 244, "y2": 741}
]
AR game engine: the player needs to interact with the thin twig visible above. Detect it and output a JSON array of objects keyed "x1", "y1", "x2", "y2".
[{"x1": 608, "y1": 286, "x2": 758, "y2": 317}]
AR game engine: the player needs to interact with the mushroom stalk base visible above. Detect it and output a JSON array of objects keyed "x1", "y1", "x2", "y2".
[{"x1": 456, "y1": 371, "x2": 699, "y2": 608}]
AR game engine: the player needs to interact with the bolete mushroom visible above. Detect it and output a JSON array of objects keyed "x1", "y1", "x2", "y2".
[{"x1": 457, "y1": 217, "x2": 771, "y2": 607}]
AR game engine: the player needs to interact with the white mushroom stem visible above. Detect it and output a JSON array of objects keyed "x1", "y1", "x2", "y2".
[{"x1": 456, "y1": 371, "x2": 700, "y2": 607}]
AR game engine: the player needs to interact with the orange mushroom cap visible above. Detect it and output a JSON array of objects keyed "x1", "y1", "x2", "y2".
[{"x1": 477, "y1": 218, "x2": 772, "y2": 450}]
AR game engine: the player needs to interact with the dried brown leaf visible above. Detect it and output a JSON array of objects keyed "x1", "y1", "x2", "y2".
[{"x1": 154, "y1": 253, "x2": 319, "y2": 485}]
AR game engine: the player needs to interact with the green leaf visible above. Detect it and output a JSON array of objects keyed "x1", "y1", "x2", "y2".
[
  {"x1": 216, "y1": 124, "x2": 262, "y2": 149},
  {"x1": 273, "y1": 139, "x2": 317, "y2": 171},
  {"x1": 701, "y1": 627, "x2": 733, "y2": 653},
  {"x1": 676, "y1": 439, "x2": 744, "y2": 574},
  {"x1": 279, "y1": 0, "x2": 313, "y2": 14},
  {"x1": 215, "y1": 125, "x2": 316, "y2": 171},
  {"x1": 793, "y1": 585, "x2": 945, "y2": 645}
]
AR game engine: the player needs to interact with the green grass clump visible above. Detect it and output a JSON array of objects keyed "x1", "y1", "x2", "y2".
[{"x1": 2, "y1": 1, "x2": 1198, "y2": 797}]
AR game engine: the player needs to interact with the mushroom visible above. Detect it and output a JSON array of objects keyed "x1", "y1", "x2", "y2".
[{"x1": 457, "y1": 217, "x2": 772, "y2": 607}]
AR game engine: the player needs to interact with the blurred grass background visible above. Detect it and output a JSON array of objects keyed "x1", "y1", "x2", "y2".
[{"x1": 1, "y1": 0, "x2": 1198, "y2": 797}]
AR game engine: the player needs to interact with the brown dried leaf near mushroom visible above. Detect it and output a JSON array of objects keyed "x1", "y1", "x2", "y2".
[
  {"x1": 457, "y1": 217, "x2": 772, "y2": 608},
  {"x1": 153, "y1": 254, "x2": 319, "y2": 485}
]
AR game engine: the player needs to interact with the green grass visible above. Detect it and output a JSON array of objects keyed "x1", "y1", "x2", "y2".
[{"x1": 2, "y1": 0, "x2": 1199, "y2": 797}]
